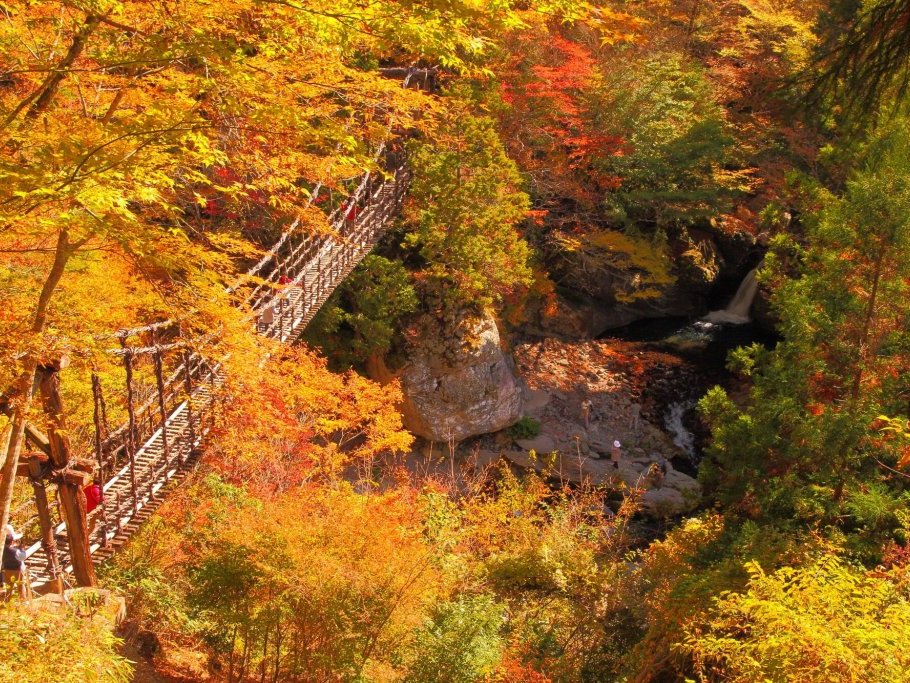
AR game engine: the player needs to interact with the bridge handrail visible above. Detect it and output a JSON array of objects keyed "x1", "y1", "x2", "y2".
[{"x1": 17, "y1": 68, "x2": 422, "y2": 586}]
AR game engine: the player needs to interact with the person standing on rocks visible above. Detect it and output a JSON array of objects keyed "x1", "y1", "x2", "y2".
[
  {"x1": 611, "y1": 440, "x2": 622, "y2": 469},
  {"x1": 580, "y1": 398, "x2": 593, "y2": 429},
  {"x1": 650, "y1": 457, "x2": 667, "y2": 488}
]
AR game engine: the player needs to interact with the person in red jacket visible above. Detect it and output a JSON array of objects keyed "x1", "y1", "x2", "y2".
[
  {"x1": 84, "y1": 478, "x2": 104, "y2": 540},
  {"x1": 84, "y1": 479, "x2": 103, "y2": 514}
]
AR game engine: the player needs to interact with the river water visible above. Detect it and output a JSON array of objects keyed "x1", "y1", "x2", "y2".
[{"x1": 602, "y1": 268, "x2": 775, "y2": 464}]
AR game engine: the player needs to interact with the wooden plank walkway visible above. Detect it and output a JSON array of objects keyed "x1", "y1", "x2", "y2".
[
  {"x1": 25, "y1": 366, "x2": 223, "y2": 587},
  {"x1": 23, "y1": 160, "x2": 411, "y2": 592},
  {"x1": 258, "y1": 164, "x2": 411, "y2": 345}
]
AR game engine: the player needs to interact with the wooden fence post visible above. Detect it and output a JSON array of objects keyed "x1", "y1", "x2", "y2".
[
  {"x1": 91, "y1": 373, "x2": 110, "y2": 547},
  {"x1": 153, "y1": 347, "x2": 171, "y2": 468},
  {"x1": 37, "y1": 360, "x2": 96, "y2": 587},
  {"x1": 182, "y1": 349, "x2": 195, "y2": 463},
  {"x1": 120, "y1": 341, "x2": 139, "y2": 514}
]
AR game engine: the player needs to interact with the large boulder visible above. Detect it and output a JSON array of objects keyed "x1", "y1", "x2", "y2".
[
  {"x1": 399, "y1": 313, "x2": 523, "y2": 442},
  {"x1": 500, "y1": 447, "x2": 701, "y2": 518},
  {"x1": 640, "y1": 468, "x2": 702, "y2": 517}
]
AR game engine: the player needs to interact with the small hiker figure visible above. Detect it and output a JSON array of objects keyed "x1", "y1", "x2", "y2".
[
  {"x1": 84, "y1": 477, "x2": 103, "y2": 536},
  {"x1": 259, "y1": 303, "x2": 275, "y2": 332},
  {"x1": 2, "y1": 524, "x2": 28, "y2": 600},
  {"x1": 611, "y1": 440, "x2": 622, "y2": 469},
  {"x1": 580, "y1": 398, "x2": 594, "y2": 429},
  {"x1": 278, "y1": 272, "x2": 291, "y2": 285}
]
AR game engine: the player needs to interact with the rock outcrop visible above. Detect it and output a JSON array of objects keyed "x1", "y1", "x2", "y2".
[
  {"x1": 526, "y1": 223, "x2": 763, "y2": 338},
  {"x1": 506, "y1": 337, "x2": 706, "y2": 517},
  {"x1": 528, "y1": 287, "x2": 705, "y2": 339},
  {"x1": 486, "y1": 448, "x2": 702, "y2": 517},
  {"x1": 399, "y1": 313, "x2": 523, "y2": 442},
  {"x1": 640, "y1": 468, "x2": 702, "y2": 517}
]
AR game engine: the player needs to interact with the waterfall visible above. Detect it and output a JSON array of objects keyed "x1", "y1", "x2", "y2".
[
  {"x1": 704, "y1": 267, "x2": 759, "y2": 325},
  {"x1": 665, "y1": 399, "x2": 697, "y2": 459}
]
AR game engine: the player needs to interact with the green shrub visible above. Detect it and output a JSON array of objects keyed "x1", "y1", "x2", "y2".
[
  {"x1": 508, "y1": 416, "x2": 541, "y2": 440},
  {"x1": 403, "y1": 594, "x2": 505, "y2": 683},
  {"x1": 0, "y1": 599, "x2": 132, "y2": 683},
  {"x1": 680, "y1": 556, "x2": 910, "y2": 682}
]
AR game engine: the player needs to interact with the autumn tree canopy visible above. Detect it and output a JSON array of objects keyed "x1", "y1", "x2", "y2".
[{"x1": 4, "y1": 1, "x2": 910, "y2": 682}]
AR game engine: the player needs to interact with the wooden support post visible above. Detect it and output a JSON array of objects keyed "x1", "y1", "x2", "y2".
[
  {"x1": 36, "y1": 364, "x2": 69, "y2": 471},
  {"x1": 36, "y1": 360, "x2": 96, "y2": 587},
  {"x1": 121, "y1": 343, "x2": 139, "y2": 514},
  {"x1": 208, "y1": 365, "x2": 217, "y2": 417},
  {"x1": 182, "y1": 350, "x2": 194, "y2": 463},
  {"x1": 114, "y1": 491, "x2": 122, "y2": 536},
  {"x1": 57, "y1": 479, "x2": 96, "y2": 586},
  {"x1": 147, "y1": 458, "x2": 154, "y2": 501},
  {"x1": 153, "y1": 348, "x2": 171, "y2": 467},
  {"x1": 28, "y1": 460, "x2": 62, "y2": 594},
  {"x1": 91, "y1": 373, "x2": 110, "y2": 547}
]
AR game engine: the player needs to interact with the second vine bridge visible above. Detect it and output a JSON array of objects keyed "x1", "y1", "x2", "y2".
[{"x1": 13, "y1": 143, "x2": 411, "y2": 592}]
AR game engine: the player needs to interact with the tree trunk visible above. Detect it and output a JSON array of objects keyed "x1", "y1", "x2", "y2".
[
  {"x1": 0, "y1": 365, "x2": 38, "y2": 550},
  {"x1": 2, "y1": 14, "x2": 101, "y2": 130},
  {"x1": 850, "y1": 244, "x2": 887, "y2": 401},
  {"x1": 28, "y1": 14, "x2": 102, "y2": 118},
  {"x1": 0, "y1": 228, "x2": 76, "y2": 551},
  {"x1": 38, "y1": 362, "x2": 97, "y2": 586}
]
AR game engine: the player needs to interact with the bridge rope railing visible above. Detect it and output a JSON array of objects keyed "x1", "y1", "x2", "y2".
[
  {"x1": 14, "y1": 68, "x2": 422, "y2": 589},
  {"x1": 16, "y1": 134, "x2": 413, "y2": 590}
]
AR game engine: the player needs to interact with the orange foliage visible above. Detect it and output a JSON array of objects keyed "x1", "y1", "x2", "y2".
[
  {"x1": 491, "y1": 655, "x2": 553, "y2": 682},
  {"x1": 205, "y1": 346, "x2": 412, "y2": 494},
  {"x1": 499, "y1": 30, "x2": 626, "y2": 205}
]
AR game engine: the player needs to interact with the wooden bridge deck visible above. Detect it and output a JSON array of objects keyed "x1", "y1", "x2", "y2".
[
  {"x1": 25, "y1": 368, "x2": 223, "y2": 588},
  {"x1": 22, "y1": 160, "x2": 410, "y2": 593}
]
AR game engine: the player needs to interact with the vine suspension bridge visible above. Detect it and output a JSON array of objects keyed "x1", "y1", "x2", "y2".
[{"x1": 5, "y1": 137, "x2": 412, "y2": 594}]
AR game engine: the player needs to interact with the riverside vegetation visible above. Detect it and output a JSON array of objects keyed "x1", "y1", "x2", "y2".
[{"x1": 2, "y1": 1, "x2": 910, "y2": 682}]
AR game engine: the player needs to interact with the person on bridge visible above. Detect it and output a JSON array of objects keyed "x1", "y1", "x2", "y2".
[
  {"x1": 2, "y1": 524, "x2": 29, "y2": 600},
  {"x1": 278, "y1": 271, "x2": 292, "y2": 285},
  {"x1": 84, "y1": 478, "x2": 103, "y2": 514},
  {"x1": 85, "y1": 477, "x2": 104, "y2": 538},
  {"x1": 258, "y1": 303, "x2": 275, "y2": 332}
]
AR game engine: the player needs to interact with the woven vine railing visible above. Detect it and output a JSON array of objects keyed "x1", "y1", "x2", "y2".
[{"x1": 17, "y1": 140, "x2": 412, "y2": 590}]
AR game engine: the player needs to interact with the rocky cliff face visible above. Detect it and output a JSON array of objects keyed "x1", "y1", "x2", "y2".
[
  {"x1": 398, "y1": 313, "x2": 523, "y2": 442},
  {"x1": 528, "y1": 224, "x2": 761, "y2": 338}
]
